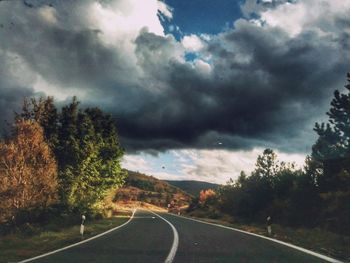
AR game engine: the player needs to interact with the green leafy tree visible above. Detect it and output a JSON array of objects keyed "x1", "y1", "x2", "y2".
[
  {"x1": 16, "y1": 96, "x2": 126, "y2": 211},
  {"x1": 58, "y1": 102, "x2": 125, "y2": 210}
]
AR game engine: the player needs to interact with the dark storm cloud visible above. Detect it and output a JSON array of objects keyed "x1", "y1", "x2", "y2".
[
  {"x1": 118, "y1": 21, "x2": 349, "y2": 153},
  {"x1": 0, "y1": 50, "x2": 36, "y2": 134},
  {"x1": 0, "y1": 0, "x2": 349, "y2": 153},
  {"x1": 0, "y1": 85, "x2": 35, "y2": 135}
]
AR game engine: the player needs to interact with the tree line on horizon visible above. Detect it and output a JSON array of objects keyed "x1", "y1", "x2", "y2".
[
  {"x1": 0, "y1": 97, "x2": 125, "y2": 226},
  {"x1": 192, "y1": 73, "x2": 350, "y2": 235}
]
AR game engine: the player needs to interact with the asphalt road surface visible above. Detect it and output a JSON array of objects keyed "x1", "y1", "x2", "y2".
[{"x1": 23, "y1": 209, "x2": 340, "y2": 263}]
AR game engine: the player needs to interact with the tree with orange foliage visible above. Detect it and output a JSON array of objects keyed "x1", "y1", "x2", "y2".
[
  {"x1": 0, "y1": 120, "x2": 58, "y2": 221},
  {"x1": 199, "y1": 189, "x2": 216, "y2": 205}
]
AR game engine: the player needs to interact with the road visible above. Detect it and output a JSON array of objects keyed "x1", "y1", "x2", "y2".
[{"x1": 22, "y1": 209, "x2": 341, "y2": 263}]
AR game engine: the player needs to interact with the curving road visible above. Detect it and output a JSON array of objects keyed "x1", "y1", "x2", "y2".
[{"x1": 21, "y1": 209, "x2": 341, "y2": 263}]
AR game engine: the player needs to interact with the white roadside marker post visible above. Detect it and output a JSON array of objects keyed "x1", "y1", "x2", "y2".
[
  {"x1": 80, "y1": 215, "x2": 86, "y2": 239},
  {"x1": 267, "y1": 216, "x2": 272, "y2": 237}
]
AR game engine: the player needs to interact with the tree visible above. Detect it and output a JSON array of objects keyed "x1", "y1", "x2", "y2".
[
  {"x1": 56, "y1": 101, "x2": 125, "y2": 210},
  {"x1": 308, "y1": 73, "x2": 350, "y2": 233},
  {"x1": 16, "y1": 96, "x2": 126, "y2": 211},
  {"x1": 312, "y1": 73, "x2": 350, "y2": 192},
  {"x1": 326, "y1": 73, "x2": 350, "y2": 154},
  {"x1": 218, "y1": 150, "x2": 307, "y2": 224},
  {"x1": 252, "y1": 149, "x2": 279, "y2": 181},
  {"x1": 0, "y1": 120, "x2": 58, "y2": 221},
  {"x1": 199, "y1": 189, "x2": 216, "y2": 206},
  {"x1": 15, "y1": 97, "x2": 59, "y2": 148},
  {"x1": 16, "y1": 97, "x2": 126, "y2": 210},
  {"x1": 65, "y1": 111, "x2": 125, "y2": 209},
  {"x1": 313, "y1": 72, "x2": 350, "y2": 160}
]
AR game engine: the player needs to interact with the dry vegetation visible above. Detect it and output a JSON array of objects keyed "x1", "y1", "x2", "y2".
[
  {"x1": 112, "y1": 170, "x2": 192, "y2": 210},
  {"x1": 0, "y1": 120, "x2": 58, "y2": 222}
]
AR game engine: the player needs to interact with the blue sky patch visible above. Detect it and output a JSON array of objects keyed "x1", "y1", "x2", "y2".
[
  {"x1": 162, "y1": 0, "x2": 243, "y2": 36},
  {"x1": 184, "y1": 52, "x2": 198, "y2": 62}
]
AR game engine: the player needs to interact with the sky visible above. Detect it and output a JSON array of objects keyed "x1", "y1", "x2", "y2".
[{"x1": 0, "y1": 0, "x2": 349, "y2": 183}]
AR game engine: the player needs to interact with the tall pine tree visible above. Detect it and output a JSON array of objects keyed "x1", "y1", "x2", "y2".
[{"x1": 312, "y1": 73, "x2": 350, "y2": 191}]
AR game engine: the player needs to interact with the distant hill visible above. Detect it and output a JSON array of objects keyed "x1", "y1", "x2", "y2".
[
  {"x1": 165, "y1": 180, "x2": 220, "y2": 196},
  {"x1": 113, "y1": 170, "x2": 192, "y2": 208}
]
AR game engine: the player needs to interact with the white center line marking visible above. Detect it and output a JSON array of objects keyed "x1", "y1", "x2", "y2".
[{"x1": 149, "y1": 210, "x2": 179, "y2": 263}]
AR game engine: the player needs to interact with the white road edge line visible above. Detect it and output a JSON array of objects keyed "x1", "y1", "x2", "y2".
[
  {"x1": 19, "y1": 209, "x2": 137, "y2": 263},
  {"x1": 167, "y1": 213, "x2": 343, "y2": 263},
  {"x1": 149, "y1": 210, "x2": 179, "y2": 263}
]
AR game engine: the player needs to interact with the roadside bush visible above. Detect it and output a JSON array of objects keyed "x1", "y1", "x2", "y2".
[
  {"x1": 19, "y1": 223, "x2": 40, "y2": 236},
  {"x1": 208, "y1": 209, "x2": 221, "y2": 219}
]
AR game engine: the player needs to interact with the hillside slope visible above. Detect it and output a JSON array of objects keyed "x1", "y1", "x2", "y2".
[
  {"x1": 166, "y1": 180, "x2": 220, "y2": 196},
  {"x1": 113, "y1": 170, "x2": 192, "y2": 209}
]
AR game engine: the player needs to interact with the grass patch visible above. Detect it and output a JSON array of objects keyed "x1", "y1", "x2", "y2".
[
  {"x1": 185, "y1": 210, "x2": 350, "y2": 262},
  {"x1": 0, "y1": 210, "x2": 131, "y2": 263}
]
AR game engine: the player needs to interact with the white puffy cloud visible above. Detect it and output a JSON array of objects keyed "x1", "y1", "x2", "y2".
[
  {"x1": 194, "y1": 59, "x2": 211, "y2": 75},
  {"x1": 259, "y1": 2, "x2": 306, "y2": 36},
  {"x1": 254, "y1": 0, "x2": 350, "y2": 37},
  {"x1": 182, "y1": 34, "x2": 205, "y2": 52},
  {"x1": 77, "y1": 0, "x2": 171, "y2": 79},
  {"x1": 87, "y1": 0, "x2": 166, "y2": 41}
]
